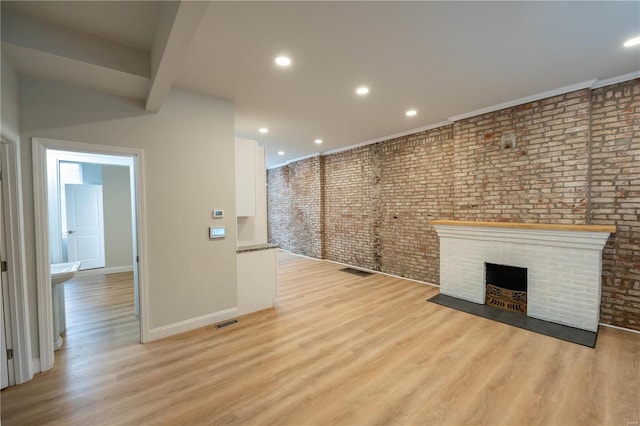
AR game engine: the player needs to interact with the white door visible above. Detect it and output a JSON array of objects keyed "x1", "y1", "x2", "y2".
[{"x1": 66, "y1": 184, "x2": 105, "y2": 270}]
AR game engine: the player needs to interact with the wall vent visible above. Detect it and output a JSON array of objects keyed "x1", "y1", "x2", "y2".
[
  {"x1": 340, "y1": 267, "x2": 373, "y2": 277},
  {"x1": 215, "y1": 319, "x2": 238, "y2": 329}
]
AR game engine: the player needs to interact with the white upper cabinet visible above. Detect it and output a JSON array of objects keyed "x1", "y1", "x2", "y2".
[{"x1": 235, "y1": 138, "x2": 257, "y2": 217}]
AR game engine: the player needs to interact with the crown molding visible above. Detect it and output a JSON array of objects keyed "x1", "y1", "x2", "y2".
[
  {"x1": 322, "y1": 121, "x2": 452, "y2": 157},
  {"x1": 447, "y1": 79, "x2": 597, "y2": 122},
  {"x1": 591, "y1": 70, "x2": 640, "y2": 89},
  {"x1": 267, "y1": 152, "x2": 321, "y2": 170}
]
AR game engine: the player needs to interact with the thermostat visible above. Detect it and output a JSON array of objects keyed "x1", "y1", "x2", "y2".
[
  {"x1": 213, "y1": 209, "x2": 224, "y2": 218},
  {"x1": 209, "y1": 226, "x2": 226, "y2": 239}
]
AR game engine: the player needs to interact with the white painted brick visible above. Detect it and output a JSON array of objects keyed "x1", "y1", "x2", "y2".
[{"x1": 434, "y1": 225, "x2": 612, "y2": 332}]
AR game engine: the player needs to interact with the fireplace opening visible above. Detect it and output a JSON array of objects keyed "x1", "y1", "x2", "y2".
[{"x1": 485, "y1": 263, "x2": 528, "y2": 314}]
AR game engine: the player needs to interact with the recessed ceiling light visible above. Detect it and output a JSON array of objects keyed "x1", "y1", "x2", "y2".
[
  {"x1": 406, "y1": 109, "x2": 417, "y2": 117},
  {"x1": 624, "y1": 36, "x2": 640, "y2": 47},
  {"x1": 314, "y1": 139, "x2": 323, "y2": 144},
  {"x1": 356, "y1": 86, "x2": 369, "y2": 95},
  {"x1": 275, "y1": 56, "x2": 292, "y2": 67},
  {"x1": 278, "y1": 151, "x2": 285, "y2": 156},
  {"x1": 259, "y1": 127, "x2": 269, "y2": 134}
]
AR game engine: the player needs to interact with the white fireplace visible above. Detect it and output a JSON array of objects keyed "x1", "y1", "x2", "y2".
[{"x1": 432, "y1": 221, "x2": 615, "y2": 332}]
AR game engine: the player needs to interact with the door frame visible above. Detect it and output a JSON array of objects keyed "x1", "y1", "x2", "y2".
[
  {"x1": 33, "y1": 137, "x2": 149, "y2": 372},
  {"x1": 1, "y1": 153, "x2": 15, "y2": 388},
  {"x1": 0, "y1": 133, "x2": 32, "y2": 384}
]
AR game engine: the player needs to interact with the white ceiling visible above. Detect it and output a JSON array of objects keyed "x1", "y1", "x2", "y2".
[
  {"x1": 2, "y1": 1, "x2": 158, "y2": 51},
  {"x1": 2, "y1": 1, "x2": 639, "y2": 167}
]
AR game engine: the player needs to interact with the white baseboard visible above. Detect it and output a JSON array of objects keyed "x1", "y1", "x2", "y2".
[
  {"x1": 31, "y1": 357, "x2": 41, "y2": 375},
  {"x1": 104, "y1": 265, "x2": 133, "y2": 275},
  {"x1": 285, "y1": 252, "x2": 441, "y2": 288},
  {"x1": 277, "y1": 248, "x2": 323, "y2": 262},
  {"x1": 73, "y1": 269, "x2": 103, "y2": 278},
  {"x1": 147, "y1": 307, "x2": 238, "y2": 341},
  {"x1": 74, "y1": 265, "x2": 134, "y2": 277},
  {"x1": 599, "y1": 322, "x2": 640, "y2": 335}
]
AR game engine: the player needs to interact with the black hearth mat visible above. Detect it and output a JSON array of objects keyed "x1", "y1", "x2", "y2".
[{"x1": 427, "y1": 294, "x2": 597, "y2": 348}]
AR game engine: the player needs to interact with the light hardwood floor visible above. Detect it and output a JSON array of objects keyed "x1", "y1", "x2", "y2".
[{"x1": 2, "y1": 251, "x2": 639, "y2": 425}]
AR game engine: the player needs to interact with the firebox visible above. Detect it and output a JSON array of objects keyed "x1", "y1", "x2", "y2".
[{"x1": 485, "y1": 263, "x2": 528, "y2": 314}]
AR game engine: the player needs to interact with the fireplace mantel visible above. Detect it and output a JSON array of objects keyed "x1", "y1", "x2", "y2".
[
  {"x1": 432, "y1": 220, "x2": 615, "y2": 251},
  {"x1": 431, "y1": 220, "x2": 616, "y2": 233},
  {"x1": 432, "y1": 220, "x2": 615, "y2": 332}
]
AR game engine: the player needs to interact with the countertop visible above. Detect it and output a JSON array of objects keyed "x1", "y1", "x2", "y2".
[{"x1": 236, "y1": 243, "x2": 279, "y2": 253}]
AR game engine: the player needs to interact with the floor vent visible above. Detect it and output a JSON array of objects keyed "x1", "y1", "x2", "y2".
[
  {"x1": 340, "y1": 267, "x2": 373, "y2": 277},
  {"x1": 215, "y1": 319, "x2": 238, "y2": 329}
]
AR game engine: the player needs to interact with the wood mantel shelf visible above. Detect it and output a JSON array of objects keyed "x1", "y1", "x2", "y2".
[{"x1": 431, "y1": 220, "x2": 616, "y2": 233}]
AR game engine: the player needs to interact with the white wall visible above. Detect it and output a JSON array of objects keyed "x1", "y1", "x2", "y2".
[
  {"x1": 1, "y1": 52, "x2": 20, "y2": 142},
  {"x1": 82, "y1": 163, "x2": 102, "y2": 185},
  {"x1": 102, "y1": 165, "x2": 133, "y2": 269},
  {"x1": 19, "y1": 77, "x2": 237, "y2": 337}
]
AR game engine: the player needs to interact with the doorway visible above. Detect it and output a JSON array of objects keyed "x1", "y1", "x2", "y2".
[
  {"x1": 33, "y1": 138, "x2": 148, "y2": 372},
  {"x1": 47, "y1": 151, "x2": 138, "y2": 352},
  {"x1": 47, "y1": 152, "x2": 135, "y2": 275}
]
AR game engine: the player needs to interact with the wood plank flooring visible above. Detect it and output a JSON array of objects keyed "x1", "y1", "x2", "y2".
[{"x1": 2, "y1": 251, "x2": 639, "y2": 425}]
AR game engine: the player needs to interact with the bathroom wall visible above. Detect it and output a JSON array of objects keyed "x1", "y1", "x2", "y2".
[
  {"x1": 81, "y1": 163, "x2": 102, "y2": 185},
  {"x1": 102, "y1": 165, "x2": 133, "y2": 270}
]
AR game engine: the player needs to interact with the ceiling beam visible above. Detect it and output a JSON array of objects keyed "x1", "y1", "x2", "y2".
[
  {"x1": 145, "y1": 1, "x2": 210, "y2": 112},
  {"x1": 1, "y1": 8, "x2": 149, "y2": 78}
]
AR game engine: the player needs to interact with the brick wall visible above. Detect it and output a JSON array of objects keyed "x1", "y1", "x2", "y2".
[
  {"x1": 267, "y1": 156, "x2": 323, "y2": 257},
  {"x1": 266, "y1": 79, "x2": 640, "y2": 331},
  {"x1": 323, "y1": 146, "x2": 378, "y2": 269},
  {"x1": 452, "y1": 89, "x2": 591, "y2": 224},
  {"x1": 590, "y1": 79, "x2": 640, "y2": 330},
  {"x1": 266, "y1": 166, "x2": 291, "y2": 249},
  {"x1": 377, "y1": 127, "x2": 454, "y2": 282},
  {"x1": 321, "y1": 126, "x2": 454, "y2": 282}
]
